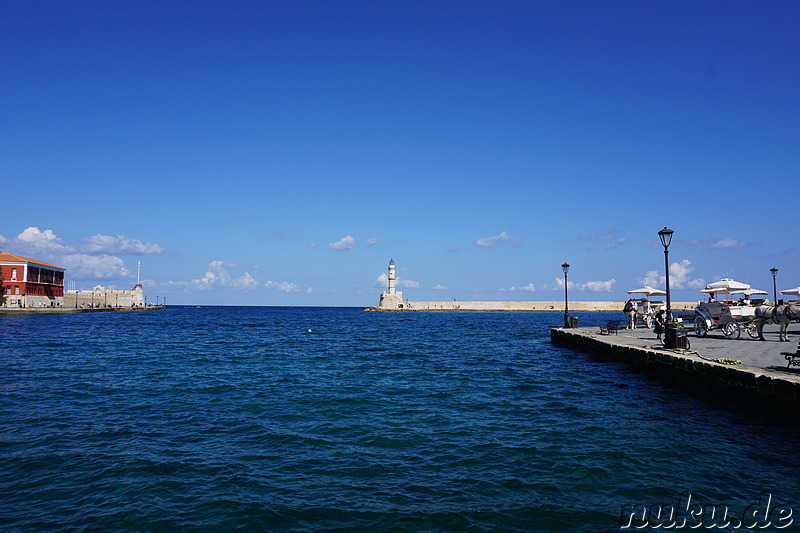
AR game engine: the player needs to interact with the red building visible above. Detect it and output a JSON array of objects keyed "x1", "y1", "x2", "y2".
[{"x1": 0, "y1": 252, "x2": 65, "y2": 307}]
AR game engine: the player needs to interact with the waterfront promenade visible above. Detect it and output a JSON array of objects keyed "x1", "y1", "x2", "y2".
[
  {"x1": 0, "y1": 306, "x2": 165, "y2": 314},
  {"x1": 552, "y1": 321, "x2": 800, "y2": 415}
]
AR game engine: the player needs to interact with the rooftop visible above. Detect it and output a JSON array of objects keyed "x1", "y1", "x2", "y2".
[{"x1": 0, "y1": 252, "x2": 65, "y2": 271}]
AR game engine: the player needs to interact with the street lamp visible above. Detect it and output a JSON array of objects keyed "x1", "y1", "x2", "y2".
[
  {"x1": 658, "y1": 227, "x2": 674, "y2": 319},
  {"x1": 562, "y1": 262, "x2": 570, "y2": 328},
  {"x1": 658, "y1": 227, "x2": 680, "y2": 348},
  {"x1": 770, "y1": 268, "x2": 778, "y2": 304}
]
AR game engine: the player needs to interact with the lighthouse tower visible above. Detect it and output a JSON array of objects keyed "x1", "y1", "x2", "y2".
[
  {"x1": 379, "y1": 258, "x2": 404, "y2": 309},
  {"x1": 387, "y1": 258, "x2": 396, "y2": 295}
]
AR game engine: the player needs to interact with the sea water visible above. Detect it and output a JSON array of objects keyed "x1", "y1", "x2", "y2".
[{"x1": 1, "y1": 307, "x2": 799, "y2": 532}]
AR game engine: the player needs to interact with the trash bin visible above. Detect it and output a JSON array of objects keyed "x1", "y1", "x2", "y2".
[
  {"x1": 571, "y1": 317, "x2": 579, "y2": 328},
  {"x1": 664, "y1": 325, "x2": 689, "y2": 349}
]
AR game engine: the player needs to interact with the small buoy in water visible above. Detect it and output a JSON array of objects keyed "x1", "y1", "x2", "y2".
[{"x1": 307, "y1": 328, "x2": 312, "y2": 333}]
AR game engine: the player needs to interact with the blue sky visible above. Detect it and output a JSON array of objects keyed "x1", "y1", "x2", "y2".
[{"x1": 2, "y1": 1, "x2": 798, "y2": 306}]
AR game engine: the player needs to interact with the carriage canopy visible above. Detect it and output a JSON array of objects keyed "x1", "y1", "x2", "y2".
[{"x1": 701, "y1": 278, "x2": 751, "y2": 295}]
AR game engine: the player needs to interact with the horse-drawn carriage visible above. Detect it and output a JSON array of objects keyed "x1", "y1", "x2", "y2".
[
  {"x1": 694, "y1": 300, "x2": 760, "y2": 339},
  {"x1": 694, "y1": 278, "x2": 769, "y2": 339},
  {"x1": 626, "y1": 286, "x2": 666, "y2": 328}
]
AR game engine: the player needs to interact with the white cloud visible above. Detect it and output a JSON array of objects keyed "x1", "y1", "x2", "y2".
[
  {"x1": 61, "y1": 254, "x2": 132, "y2": 280},
  {"x1": 364, "y1": 237, "x2": 380, "y2": 247},
  {"x1": 688, "y1": 278, "x2": 707, "y2": 290},
  {"x1": 683, "y1": 237, "x2": 752, "y2": 250},
  {"x1": 580, "y1": 279, "x2": 616, "y2": 292},
  {"x1": 710, "y1": 238, "x2": 749, "y2": 249},
  {"x1": 640, "y1": 270, "x2": 662, "y2": 288},
  {"x1": 180, "y1": 261, "x2": 259, "y2": 291},
  {"x1": 553, "y1": 277, "x2": 615, "y2": 292},
  {"x1": 16, "y1": 227, "x2": 68, "y2": 251},
  {"x1": 329, "y1": 235, "x2": 357, "y2": 251},
  {"x1": 0, "y1": 234, "x2": 8, "y2": 244},
  {"x1": 639, "y1": 259, "x2": 704, "y2": 290},
  {"x1": 553, "y1": 277, "x2": 571, "y2": 290},
  {"x1": 448, "y1": 245, "x2": 464, "y2": 252},
  {"x1": 231, "y1": 272, "x2": 259, "y2": 290},
  {"x1": 475, "y1": 231, "x2": 513, "y2": 248},
  {"x1": 265, "y1": 280, "x2": 301, "y2": 292},
  {"x1": 82, "y1": 234, "x2": 164, "y2": 255},
  {"x1": 670, "y1": 260, "x2": 694, "y2": 287},
  {"x1": 190, "y1": 270, "x2": 221, "y2": 291},
  {"x1": 374, "y1": 273, "x2": 419, "y2": 289},
  {"x1": 500, "y1": 283, "x2": 536, "y2": 292},
  {"x1": 432, "y1": 284, "x2": 447, "y2": 290}
]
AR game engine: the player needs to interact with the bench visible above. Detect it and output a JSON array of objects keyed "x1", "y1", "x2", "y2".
[
  {"x1": 781, "y1": 340, "x2": 800, "y2": 368},
  {"x1": 599, "y1": 320, "x2": 624, "y2": 335}
]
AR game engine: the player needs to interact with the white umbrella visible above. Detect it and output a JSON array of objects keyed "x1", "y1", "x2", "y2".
[
  {"x1": 779, "y1": 287, "x2": 800, "y2": 299},
  {"x1": 627, "y1": 286, "x2": 667, "y2": 297},
  {"x1": 703, "y1": 278, "x2": 751, "y2": 295},
  {"x1": 732, "y1": 288, "x2": 768, "y2": 296}
]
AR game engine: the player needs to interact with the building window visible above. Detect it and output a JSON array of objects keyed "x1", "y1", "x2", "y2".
[
  {"x1": 15, "y1": 286, "x2": 20, "y2": 295},
  {"x1": 11, "y1": 268, "x2": 17, "y2": 281}
]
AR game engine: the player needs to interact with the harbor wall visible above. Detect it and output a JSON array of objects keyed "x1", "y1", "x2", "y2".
[
  {"x1": 367, "y1": 301, "x2": 698, "y2": 312},
  {"x1": 63, "y1": 285, "x2": 145, "y2": 309},
  {"x1": 550, "y1": 327, "x2": 800, "y2": 413}
]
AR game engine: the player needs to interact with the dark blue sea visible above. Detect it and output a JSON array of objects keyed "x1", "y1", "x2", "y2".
[{"x1": 2, "y1": 307, "x2": 799, "y2": 532}]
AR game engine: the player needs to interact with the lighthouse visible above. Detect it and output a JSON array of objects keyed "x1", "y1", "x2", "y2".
[
  {"x1": 379, "y1": 258, "x2": 404, "y2": 308},
  {"x1": 387, "y1": 258, "x2": 396, "y2": 295}
]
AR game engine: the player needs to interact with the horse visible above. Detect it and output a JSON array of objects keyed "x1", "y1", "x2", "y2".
[{"x1": 755, "y1": 304, "x2": 800, "y2": 341}]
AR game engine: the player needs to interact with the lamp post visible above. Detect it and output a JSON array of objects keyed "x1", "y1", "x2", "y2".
[
  {"x1": 770, "y1": 268, "x2": 778, "y2": 304},
  {"x1": 658, "y1": 227, "x2": 676, "y2": 347},
  {"x1": 658, "y1": 227, "x2": 674, "y2": 318},
  {"x1": 562, "y1": 262, "x2": 570, "y2": 328}
]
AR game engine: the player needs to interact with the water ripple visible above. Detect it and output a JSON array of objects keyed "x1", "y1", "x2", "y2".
[{"x1": 2, "y1": 308, "x2": 800, "y2": 531}]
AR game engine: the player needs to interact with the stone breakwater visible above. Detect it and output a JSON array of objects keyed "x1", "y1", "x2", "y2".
[
  {"x1": 551, "y1": 326, "x2": 800, "y2": 415},
  {"x1": 366, "y1": 301, "x2": 697, "y2": 312}
]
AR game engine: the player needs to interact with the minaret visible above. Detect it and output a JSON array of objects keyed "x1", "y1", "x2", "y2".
[{"x1": 387, "y1": 258, "x2": 396, "y2": 295}]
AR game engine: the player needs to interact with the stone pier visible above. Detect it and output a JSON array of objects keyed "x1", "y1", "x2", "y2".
[{"x1": 550, "y1": 324, "x2": 800, "y2": 415}]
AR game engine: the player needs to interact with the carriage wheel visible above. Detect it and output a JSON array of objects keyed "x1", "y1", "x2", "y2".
[
  {"x1": 694, "y1": 316, "x2": 708, "y2": 337},
  {"x1": 723, "y1": 321, "x2": 741, "y2": 340},
  {"x1": 745, "y1": 322, "x2": 760, "y2": 339}
]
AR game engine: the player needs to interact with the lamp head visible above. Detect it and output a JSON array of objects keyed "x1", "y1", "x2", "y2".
[
  {"x1": 658, "y1": 227, "x2": 674, "y2": 248},
  {"x1": 561, "y1": 262, "x2": 570, "y2": 275},
  {"x1": 771, "y1": 267, "x2": 778, "y2": 279}
]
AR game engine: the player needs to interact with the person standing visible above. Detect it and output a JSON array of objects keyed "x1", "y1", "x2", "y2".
[
  {"x1": 624, "y1": 299, "x2": 636, "y2": 329},
  {"x1": 654, "y1": 309, "x2": 666, "y2": 341}
]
